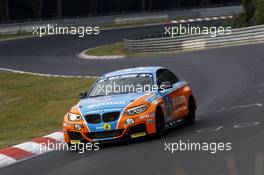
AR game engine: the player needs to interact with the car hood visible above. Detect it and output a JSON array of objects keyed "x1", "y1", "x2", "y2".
[
  {"x1": 78, "y1": 92, "x2": 147, "y2": 112},
  {"x1": 77, "y1": 93, "x2": 150, "y2": 137}
]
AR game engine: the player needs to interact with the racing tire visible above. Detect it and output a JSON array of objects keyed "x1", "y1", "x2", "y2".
[
  {"x1": 155, "y1": 107, "x2": 165, "y2": 138},
  {"x1": 184, "y1": 100, "x2": 196, "y2": 125}
]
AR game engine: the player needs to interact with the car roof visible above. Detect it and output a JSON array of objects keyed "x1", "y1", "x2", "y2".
[{"x1": 101, "y1": 66, "x2": 164, "y2": 78}]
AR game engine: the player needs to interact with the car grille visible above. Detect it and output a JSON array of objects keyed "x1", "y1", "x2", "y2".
[
  {"x1": 85, "y1": 114, "x2": 101, "y2": 124},
  {"x1": 86, "y1": 129, "x2": 124, "y2": 139},
  {"x1": 128, "y1": 124, "x2": 146, "y2": 134},
  {"x1": 102, "y1": 112, "x2": 120, "y2": 122},
  {"x1": 85, "y1": 111, "x2": 120, "y2": 124},
  {"x1": 68, "y1": 131, "x2": 84, "y2": 140}
]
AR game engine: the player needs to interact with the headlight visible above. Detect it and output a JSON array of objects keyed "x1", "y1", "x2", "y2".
[
  {"x1": 68, "y1": 113, "x2": 82, "y2": 121},
  {"x1": 126, "y1": 105, "x2": 149, "y2": 116}
]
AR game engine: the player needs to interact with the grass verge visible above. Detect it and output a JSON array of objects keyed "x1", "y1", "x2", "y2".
[
  {"x1": 83, "y1": 42, "x2": 172, "y2": 58},
  {"x1": 0, "y1": 32, "x2": 33, "y2": 41},
  {"x1": 85, "y1": 42, "x2": 126, "y2": 56},
  {"x1": 0, "y1": 73, "x2": 95, "y2": 149}
]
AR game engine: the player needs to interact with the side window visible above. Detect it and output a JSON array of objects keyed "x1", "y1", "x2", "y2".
[
  {"x1": 163, "y1": 69, "x2": 179, "y2": 84},
  {"x1": 156, "y1": 69, "x2": 179, "y2": 86}
]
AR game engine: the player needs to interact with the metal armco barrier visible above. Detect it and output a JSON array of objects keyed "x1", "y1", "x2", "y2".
[{"x1": 124, "y1": 25, "x2": 264, "y2": 53}]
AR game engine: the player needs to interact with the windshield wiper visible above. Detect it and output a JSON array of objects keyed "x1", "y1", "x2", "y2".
[{"x1": 88, "y1": 94, "x2": 106, "y2": 98}]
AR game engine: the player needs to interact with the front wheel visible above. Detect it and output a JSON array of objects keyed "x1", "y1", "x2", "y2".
[{"x1": 155, "y1": 108, "x2": 165, "y2": 138}]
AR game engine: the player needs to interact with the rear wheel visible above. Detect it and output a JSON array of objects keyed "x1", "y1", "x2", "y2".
[
  {"x1": 184, "y1": 99, "x2": 196, "y2": 125},
  {"x1": 155, "y1": 107, "x2": 165, "y2": 138}
]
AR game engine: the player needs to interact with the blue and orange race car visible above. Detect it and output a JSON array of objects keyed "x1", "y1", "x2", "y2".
[{"x1": 63, "y1": 67, "x2": 196, "y2": 145}]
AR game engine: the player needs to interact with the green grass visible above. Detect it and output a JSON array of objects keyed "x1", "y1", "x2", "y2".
[
  {"x1": 0, "y1": 32, "x2": 33, "y2": 41},
  {"x1": 84, "y1": 42, "x2": 176, "y2": 58},
  {"x1": 85, "y1": 42, "x2": 126, "y2": 56},
  {"x1": 0, "y1": 73, "x2": 95, "y2": 149}
]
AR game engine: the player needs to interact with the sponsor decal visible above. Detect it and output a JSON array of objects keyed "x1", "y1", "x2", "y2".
[
  {"x1": 164, "y1": 94, "x2": 173, "y2": 119},
  {"x1": 87, "y1": 101, "x2": 125, "y2": 108},
  {"x1": 173, "y1": 95, "x2": 187, "y2": 107},
  {"x1": 103, "y1": 123, "x2": 112, "y2": 131},
  {"x1": 173, "y1": 95, "x2": 187, "y2": 113},
  {"x1": 131, "y1": 132, "x2": 146, "y2": 138},
  {"x1": 147, "y1": 119, "x2": 155, "y2": 124},
  {"x1": 139, "y1": 112, "x2": 155, "y2": 119},
  {"x1": 95, "y1": 126, "x2": 104, "y2": 130},
  {"x1": 70, "y1": 140, "x2": 81, "y2": 144}
]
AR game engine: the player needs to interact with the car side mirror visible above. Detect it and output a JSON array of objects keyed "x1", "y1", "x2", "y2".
[
  {"x1": 159, "y1": 81, "x2": 173, "y2": 91},
  {"x1": 79, "y1": 91, "x2": 87, "y2": 99}
]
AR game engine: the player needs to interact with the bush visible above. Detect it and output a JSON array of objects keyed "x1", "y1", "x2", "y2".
[
  {"x1": 254, "y1": 0, "x2": 264, "y2": 24},
  {"x1": 223, "y1": 0, "x2": 264, "y2": 27}
]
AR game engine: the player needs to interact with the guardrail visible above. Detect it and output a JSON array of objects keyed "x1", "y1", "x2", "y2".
[
  {"x1": 124, "y1": 25, "x2": 264, "y2": 53},
  {"x1": 0, "y1": 5, "x2": 242, "y2": 35}
]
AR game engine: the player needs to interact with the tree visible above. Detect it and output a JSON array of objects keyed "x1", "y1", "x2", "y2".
[
  {"x1": 90, "y1": 0, "x2": 98, "y2": 15},
  {"x1": 148, "y1": 0, "x2": 152, "y2": 11},
  {"x1": 228, "y1": 0, "x2": 263, "y2": 27},
  {"x1": 242, "y1": 0, "x2": 256, "y2": 24},
  {"x1": 254, "y1": 0, "x2": 264, "y2": 24},
  {"x1": 30, "y1": 0, "x2": 44, "y2": 19},
  {"x1": 0, "y1": 0, "x2": 4, "y2": 22},
  {"x1": 142, "y1": 0, "x2": 146, "y2": 12},
  {"x1": 57, "y1": 0, "x2": 62, "y2": 18},
  {"x1": 0, "y1": 0, "x2": 10, "y2": 22}
]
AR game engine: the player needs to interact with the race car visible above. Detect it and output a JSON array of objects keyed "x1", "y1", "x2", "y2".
[{"x1": 63, "y1": 66, "x2": 196, "y2": 145}]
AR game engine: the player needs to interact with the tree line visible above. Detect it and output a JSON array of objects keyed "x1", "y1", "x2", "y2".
[
  {"x1": 0, "y1": 0, "x2": 240, "y2": 22},
  {"x1": 225, "y1": 0, "x2": 264, "y2": 27}
]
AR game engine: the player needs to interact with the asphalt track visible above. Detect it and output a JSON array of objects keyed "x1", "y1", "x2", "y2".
[{"x1": 0, "y1": 22, "x2": 264, "y2": 175}]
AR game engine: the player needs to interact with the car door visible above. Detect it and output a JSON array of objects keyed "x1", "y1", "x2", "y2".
[{"x1": 156, "y1": 69, "x2": 186, "y2": 122}]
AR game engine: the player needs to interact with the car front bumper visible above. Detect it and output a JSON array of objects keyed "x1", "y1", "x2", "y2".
[{"x1": 63, "y1": 113, "x2": 157, "y2": 143}]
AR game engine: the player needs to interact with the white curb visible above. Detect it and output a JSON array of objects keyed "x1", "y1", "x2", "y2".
[
  {"x1": 0, "y1": 154, "x2": 17, "y2": 168},
  {"x1": 78, "y1": 49, "x2": 126, "y2": 60},
  {"x1": 0, "y1": 131, "x2": 64, "y2": 168}
]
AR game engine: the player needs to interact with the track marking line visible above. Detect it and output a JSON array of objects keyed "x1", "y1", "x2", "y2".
[
  {"x1": 233, "y1": 122, "x2": 260, "y2": 128},
  {"x1": 0, "y1": 67, "x2": 98, "y2": 78},
  {"x1": 217, "y1": 103, "x2": 263, "y2": 113},
  {"x1": 196, "y1": 126, "x2": 223, "y2": 133}
]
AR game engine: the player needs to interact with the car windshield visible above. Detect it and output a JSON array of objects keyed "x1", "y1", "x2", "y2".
[{"x1": 89, "y1": 73, "x2": 154, "y2": 97}]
